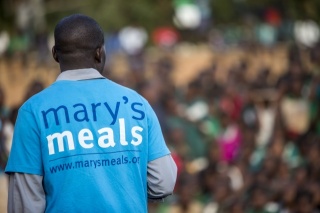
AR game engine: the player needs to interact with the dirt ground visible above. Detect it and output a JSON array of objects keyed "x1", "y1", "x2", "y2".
[
  {"x1": 0, "y1": 46, "x2": 287, "y2": 107},
  {"x1": 0, "y1": 174, "x2": 8, "y2": 213}
]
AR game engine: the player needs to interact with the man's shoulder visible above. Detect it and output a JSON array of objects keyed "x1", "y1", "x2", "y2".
[
  {"x1": 20, "y1": 86, "x2": 54, "y2": 112},
  {"x1": 106, "y1": 79, "x2": 146, "y2": 99}
]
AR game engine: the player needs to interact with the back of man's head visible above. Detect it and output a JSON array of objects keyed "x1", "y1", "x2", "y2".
[{"x1": 54, "y1": 14, "x2": 104, "y2": 62}]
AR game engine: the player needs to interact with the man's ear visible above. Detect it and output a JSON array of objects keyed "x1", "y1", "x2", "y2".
[
  {"x1": 52, "y1": 46, "x2": 59, "y2": 63},
  {"x1": 95, "y1": 45, "x2": 104, "y2": 63}
]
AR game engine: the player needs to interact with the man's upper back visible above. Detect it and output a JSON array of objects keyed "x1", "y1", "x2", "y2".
[{"x1": 6, "y1": 69, "x2": 170, "y2": 212}]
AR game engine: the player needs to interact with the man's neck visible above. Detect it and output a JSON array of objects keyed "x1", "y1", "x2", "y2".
[{"x1": 60, "y1": 65, "x2": 99, "y2": 73}]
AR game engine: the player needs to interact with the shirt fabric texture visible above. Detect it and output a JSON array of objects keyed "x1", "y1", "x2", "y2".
[{"x1": 6, "y1": 69, "x2": 171, "y2": 213}]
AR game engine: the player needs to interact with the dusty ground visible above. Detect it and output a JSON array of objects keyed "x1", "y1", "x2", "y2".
[
  {"x1": 0, "y1": 46, "x2": 287, "y2": 108},
  {"x1": 0, "y1": 174, "x2": 7, "y2": 213}
]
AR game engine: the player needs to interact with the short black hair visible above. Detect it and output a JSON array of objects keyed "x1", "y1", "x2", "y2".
[{"x1": 54, "y1": 14, "x2": 104, "y2": 56}]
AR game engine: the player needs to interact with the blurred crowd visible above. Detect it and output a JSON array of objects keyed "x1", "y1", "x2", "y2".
[
  {"x1": 1, "y1": 39, "x2": 320, "y2": 213},
  {"x1": 143, "y1": 42, "x2": 320, "y2": 213}
]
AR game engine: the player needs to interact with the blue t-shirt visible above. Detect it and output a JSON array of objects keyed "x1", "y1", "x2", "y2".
[{"x1": 6, "y1": 78, "x2": 170, "y2": 213}]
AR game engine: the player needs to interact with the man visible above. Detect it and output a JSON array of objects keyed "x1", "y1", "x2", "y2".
[{"x1": 5, "y1": 14, "x2": 177, "y2": 213}]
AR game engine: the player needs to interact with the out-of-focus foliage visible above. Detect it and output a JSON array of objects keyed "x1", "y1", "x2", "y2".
[
  {"x1": 45, "y1": 0, "x2": 171, "y2": 31},
  {"x1": 0, "y1": 0, "x2": 319, "y2": 32}
]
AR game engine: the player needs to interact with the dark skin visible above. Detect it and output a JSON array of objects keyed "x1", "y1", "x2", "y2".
[{"x1": 52, "y1": 44, "x2": 106, "y2": 73}]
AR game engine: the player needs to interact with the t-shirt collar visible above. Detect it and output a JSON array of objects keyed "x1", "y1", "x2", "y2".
[{"x1": 56, "y1": 68, "x2": 105, "y2": 81}]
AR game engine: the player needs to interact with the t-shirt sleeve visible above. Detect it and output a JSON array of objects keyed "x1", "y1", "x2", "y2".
[
  {"x1": 5, "y1": 107, "x2": 43, "y2": 175},
  {"x1": 146, "y1": 102, "x2": 170, "y2": 162}
]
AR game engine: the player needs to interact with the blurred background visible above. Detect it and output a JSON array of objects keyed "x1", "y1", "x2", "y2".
[{"x1": 1, "y1": 0, "x2": 320, "y2": 212}]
